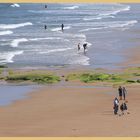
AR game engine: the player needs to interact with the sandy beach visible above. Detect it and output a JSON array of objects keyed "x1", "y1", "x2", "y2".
[{"x1": 0, "y1": 80, "x2": 140, "y2": 136}]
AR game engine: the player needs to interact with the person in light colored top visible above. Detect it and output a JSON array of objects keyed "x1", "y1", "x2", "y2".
[{"x1": 113, "y1": 97, "x2": 119, "y2": 115}]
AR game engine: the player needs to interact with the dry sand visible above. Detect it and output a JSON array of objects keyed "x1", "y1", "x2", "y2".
[{"x1": 0, "y1": 82, "x2": 140, "y2": 136}]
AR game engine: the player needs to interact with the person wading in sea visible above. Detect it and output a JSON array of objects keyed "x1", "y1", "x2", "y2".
[
  {"x1": 45, "y1": 5, "x2": 47, "y2": 8},
  {"x1": 44, "y1": 25, "x2": 47, "y2": 30},
  {"x1": 77, "y1": 43, "x2": 80, "y2": 51},
  {"x1": 83, "y1": 43, "x2": 87, "y2": 53},
  {"x1": 61, "y1": 24, "x2": 64, "y2": 32}
]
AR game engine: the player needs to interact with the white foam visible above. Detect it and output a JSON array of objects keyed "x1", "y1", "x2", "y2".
[
  {"x1": 99, "y1": 5, "x2": 130, "y2": 17},
  {"x1": 108, "y1": 20, "x2": 138, "y2": 28},
  {"x1": 83, "y1": 5, "x2": 130, "y2": 21},
  {"x1": 73, "y1": 34, "x2": 86, "y2": 38},
  {"x1": 63, "y1": 6, "x2": 79, "y2": 10},
  {"x1": 30, "y1": 37, "x2": 69, "y2": 42},
  {"x1": 83, "y1": 15, "x2": 115, "y2": 21},
  {"x1": 11, "y1": 38, "x2": 28, "y2": 47},
  {"x1": 51, "y1": 26, "x2": 71, "y2": 32},
  {"x1": 30, "y1": 37, "x2": 61, "y2": 41},
  {"x1": 0, "y1": 22, "x2": 33, "y2": 29},
  {"x1": 11, "y1": 3, "x2": 20, "y2": 7},
  {"x1": 79, "y1": 27, "x2": 106, "y2": 32},
  {"x1": 69, "y1": 56, "x2": 90, "y2": 66},
  {"x1": 0, "y1": 30, "x2": 13, "y2": 35},
  {"x1": 0, "y1": 51, "x2": 23, "y2": 64},
  {"x1": 10, "y1": 37, "x2": 70, "y2": 48},
  {"x1": 79, "y1": 20, "x2": 138, "y2": 32},
  {"x1": 39, "y1": 48, "x2": 72, "y2": 54}
]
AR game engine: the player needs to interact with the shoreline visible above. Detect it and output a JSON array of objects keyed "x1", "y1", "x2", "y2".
[{"x1": 0, "y1": 45, "x2": 140, "y2": 136}]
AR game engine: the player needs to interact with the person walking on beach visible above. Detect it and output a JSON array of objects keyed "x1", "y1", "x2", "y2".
[
  {"x1": 113, "y1": 97, "x2": 119, "y2": 115},
  {"x1": 77, "y1": 43, "x2": 80, "y2": 51},
  {"x1": 44, "y1": 25, "x2": 47, "y2": 30},
  {"x1": 118, "y1": 86, "x2": 123, "y2": 100},
  {"x1": 61, "y1": 24, "x2": 64, "y2": 32},
  {"x1": 122, "y1": 87, "x2": 127, "y2": 100},
  {"x1": 83, "y1": 43, "x2": 87, "y2": 53}
]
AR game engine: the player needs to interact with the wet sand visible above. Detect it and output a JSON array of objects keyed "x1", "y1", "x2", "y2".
[
  {"x1": 122, "y1": 46, "x2": 140, "y2": 68},
  {"x1": 0, "y1": 82, "x2": 140, "y2": 136}
]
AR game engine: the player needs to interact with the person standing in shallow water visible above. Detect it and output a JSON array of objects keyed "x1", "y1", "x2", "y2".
[
  {"x1": 44, "y1": 25, "x2": 47, "y2": 30},
  {"x1": 45, "y1": 5, "x2": 47, "y2": 8},
  {"x1": 118, "y1": 86, "x2": 123, "y2": 100},
  {"x1": 77, "y1": 43, "x2": 80, "y2": 51},
  {"x1": 122, "y1": 87, "x2": 127, "y2": 100},
  {"x1": 61, "y1": 24, "x2": 64, "y2": 32},
  {"x1": 83, "y1": 43, "x2": 87, "y2": 53}
]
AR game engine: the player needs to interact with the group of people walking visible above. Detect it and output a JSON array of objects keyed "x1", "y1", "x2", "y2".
[{"x1": 113, "y1": 86, "x2": 129, "y2": 116}]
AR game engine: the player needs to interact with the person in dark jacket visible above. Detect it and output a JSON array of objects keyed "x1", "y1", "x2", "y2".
[
  {"x1": 120, "y1": 102, "x2": 128, "y2": 115},
  {"x1": 118, "y1": 86, "x2": 123, "y2": 100},
  {"x1": 61, "y1": 24, "x2": 64, "y2": 32},
  {"x1": 44, "y1": 25, "x2": 47, "y2": 30},
  {"x1": 83, "y1": 43, "x2": 87, "y2": 53},
  {"x1": 45, "y1": 5, "x2": 47, "y2": 8}
]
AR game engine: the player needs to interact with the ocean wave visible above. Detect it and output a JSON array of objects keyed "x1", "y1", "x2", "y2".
[
  {"x1": 0, "y1": 22, "x2": 33, "y2": 29},
  {"x1": 30, "y1": 37, "x2": 62, "y2": 41},
  {"x1": 10, "y1": 3, "x2": 20, "y2": 7},
  {"x1": 99, "y1": 5, "x2": 130, "y2": 17},
  {"x1": 83, "y1": 15, "x2": 115, "y2": 21},
  {"x1": 51, "y1": 26, "x2": 71, "y2": 32},
  {"x1": 0, "y1": 51, "x2": 23, "y2": 64},
  {"x1": 11, "y1": 38, "x2": 28, "y2": 47},
  {"x1": 39, "y1": 48, "x2": 72, "y2": 54},
  {"x1": 83, "y1": 4, "x2": 130, "y2": 21},
  {"x1": 30, "y1": 37, "x2": 70, "y2": 42},
  {"x1": 79, "y1": 20, "x2": 138, "y2": 32},
  {"x1": 79, "y1": 27, "x2": 106, "y2": 32},
  {"x1": 108, "y1": 20, "x2": 138, "y2": 28},
  {"x1": 0, "y1": 30, "x2": 13, "y2": 35},
  {"x1": 10, "y1": 37, "x2": 70, "y2": 47},
  {"x1": 63, "y1": 6, "x2": 79, "y2": 10}
]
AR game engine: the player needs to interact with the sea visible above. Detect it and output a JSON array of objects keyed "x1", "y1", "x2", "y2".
[{"x1": 0, "y1": 3, "x2": 140, "y2": 69}]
